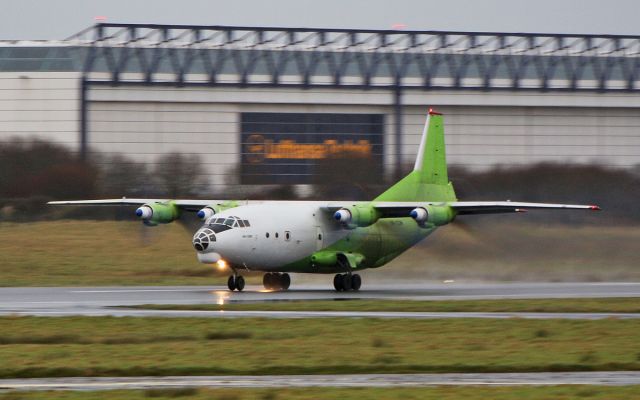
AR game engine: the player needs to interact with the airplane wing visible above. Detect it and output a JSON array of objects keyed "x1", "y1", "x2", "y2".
[
  {"x1": 49, "y1": 198, "x2": 600, "y2": 217},
  {"x1": 325, "y1": 201, "x2": 600, "y2": 217},
  {"x1": 47, "y1": 198, "x2": 226, "y2": 212},
  {"x1": 445, "y1": 201, "x2": 600, "y2": 215}
]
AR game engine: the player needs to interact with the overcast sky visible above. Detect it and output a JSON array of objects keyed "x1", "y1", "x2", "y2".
[{"x1": 1, "y1": 0, "x2": 638, "y2": 40}]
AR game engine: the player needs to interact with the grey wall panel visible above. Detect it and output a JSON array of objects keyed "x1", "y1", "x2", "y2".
[
  {"x1": 0, "y1": 72, "x2": 79, "y2": 145},
  {"x1": 1, "y1": 72, "x2": 637, "y2": 192},
  {"x1": 400, "y1": 105, "x2": 640, "y2": 168},
  {"x1": 87, "y1": 99, "x2": 391, "y2": 190}
]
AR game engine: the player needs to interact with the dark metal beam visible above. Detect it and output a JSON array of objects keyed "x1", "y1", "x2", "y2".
[
  {"x1": 79, "y1": 78, "x2": 88, "y2": 161},
  {"x1": 393, "y1": 86, "x2": 403, "y2": 181},
  {"x1": 82, "y1": 79, "x2": 640, "y2": 93}
]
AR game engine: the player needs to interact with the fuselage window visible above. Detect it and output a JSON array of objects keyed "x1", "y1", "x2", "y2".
[
  {"x1": 318, "y1": 233, "x2": 322, "y2": 240},
  {"x1": 285, "y1": 231, "x2": 291, "y2": 241},
  {"x1": 266, "y1": 232, "x2": 269, "y2": 238},
  {"x1": 275, "y1": 232, "x2": 279, "y2": 238}
]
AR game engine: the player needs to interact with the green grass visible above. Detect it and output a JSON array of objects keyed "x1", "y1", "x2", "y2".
[
  {"x1": 2, "y1": 386, "x2": 640, "y2": 400},
  {"x1": 0, "y1": 220, "x2": 639, "y2": 286},
  {"x1": 0, "y1": 220, "x2": 229, "y2": 286},
  {"x1": 0, "y1": 316, "x2": 639, "y2": 378},
  {"x1": 131, "y1": 297, "x2": 640, "y2": 313},
  {"x1": 383, "y1": 221, "x2": 640, "y2": 282}
]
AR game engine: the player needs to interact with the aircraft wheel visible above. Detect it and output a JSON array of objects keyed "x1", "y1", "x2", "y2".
[
  {"x1": 263, "y1": 273, "x2": 272, "y2": 290},
  {"x1": 351, "y1": 274, "x2": 362, "y2": 291},
  {"x1": 273, "y1": 273, "x2": 283, "y2": 290},
  {"x1": 281, "y1": 273, "x2": 291, "y2": 290},
  {"x1": 342, "y1": 274, "x2": 352, "y2": 291},
  {"x1": 272, "y1": 273, "x2": 284, "y2": 291},
  {"x1": 235, "y1": 276, "x2": 245, "y2": 292},
  {"x1": 333, "y1": 274, "x2": 344, "y2": 291},
  {"x1": 227, "y1": 275, "x2": 236, "y2": 291}
]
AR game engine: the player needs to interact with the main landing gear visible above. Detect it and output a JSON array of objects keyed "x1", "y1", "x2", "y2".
[
  {"x1": 263, "y1": 272, "x2": 291, "y2": 291},
  {"x1": 227, "y1": 274, "x2": 245, "y2": 292},
  {"x1": 333, "y1": 273, "x2": 361, "y2": 292}
]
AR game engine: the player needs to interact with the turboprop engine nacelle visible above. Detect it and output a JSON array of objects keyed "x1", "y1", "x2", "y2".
[
  {"x1": 333, "y1": 204, "x2": 381, "y2": 229},
  {"x1": 197, "y1": 201, "x2": 241, "y2": 220},
  {"x1": 197, "y1": 206, "x2": 216, "y2": 220},
  {"x1": 410, "y1": 205, "x2": 455, "y2": 226},
  {"x1": 135, "y1": 202, "x2": 180, "y2": 225}
]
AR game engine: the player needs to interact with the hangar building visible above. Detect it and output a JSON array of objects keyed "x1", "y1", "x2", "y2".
[{"x1": 1, "y1": 23, "x2": 639, "y2": 191}]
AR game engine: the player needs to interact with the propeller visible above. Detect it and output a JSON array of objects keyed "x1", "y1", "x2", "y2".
[
  {"x1": 113, "y1": 205, "x2": 159, "y2": 247},
  {"x1": 450, "y1": 218, "x2": 477, "y2": 237}
]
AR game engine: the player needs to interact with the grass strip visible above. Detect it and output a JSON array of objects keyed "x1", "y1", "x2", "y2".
[
  {"x1": 0, "y1": 316, "x2": 639, "y2": 378},
  {"x1": 131, "y1": 297, "x2": 640, "y2": 313},
  {"x1": 1, "y1": 220, "x2": 639, "y2": 286},
  {"x1": 2, "y1": 386, "x2": 640, "y2": 400}
]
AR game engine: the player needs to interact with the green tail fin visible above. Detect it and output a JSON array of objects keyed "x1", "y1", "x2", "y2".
[{"x1": 374, "y1": 110, "x2": 457, "y2": 202}]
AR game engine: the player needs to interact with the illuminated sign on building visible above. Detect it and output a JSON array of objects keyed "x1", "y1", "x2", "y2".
[{"x1": 241, "y1": 113, "x2": 384, "y2": 184}]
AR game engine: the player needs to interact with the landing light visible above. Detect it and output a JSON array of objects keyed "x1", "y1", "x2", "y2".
[{"x1": 216, "y1": 259, "x2": 227, "y2": 270}]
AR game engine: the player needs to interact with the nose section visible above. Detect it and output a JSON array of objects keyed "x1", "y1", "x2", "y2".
[{"x1": 192, "y1": 228, "x2": 216, "y2": 252}]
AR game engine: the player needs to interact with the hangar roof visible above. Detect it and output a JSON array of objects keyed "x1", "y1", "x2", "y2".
[{"x1": 1, "y1": 23, "x2": 639, "y2": 92}]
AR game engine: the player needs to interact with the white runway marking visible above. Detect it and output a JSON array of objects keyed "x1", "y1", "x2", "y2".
[
  {"x1": 71, "y1": 289, "x2": 206, "y2": 293},
  {"x1": 2, "y1": 372, "x2": 640, "y2": 391},
  {"x1": 1, "y1": 283, "x2": 640, "y2": 319},
  {"x1": 1, "y1": 309, "x2": 640, "y2": 320}
]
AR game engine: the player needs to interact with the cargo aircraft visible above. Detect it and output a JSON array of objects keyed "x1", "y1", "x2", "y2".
[{"x1": 49, "y1": 109, "x2": 600, "y2": 292}]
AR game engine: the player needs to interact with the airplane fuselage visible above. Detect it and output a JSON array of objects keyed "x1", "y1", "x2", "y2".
[{"x1": 193, "y1": 201, "x2": 436, "y2": 273}]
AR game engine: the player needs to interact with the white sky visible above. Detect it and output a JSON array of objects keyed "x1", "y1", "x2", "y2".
[{"x1": 1, "y1": 0, "x2": 638, "y2": 40}]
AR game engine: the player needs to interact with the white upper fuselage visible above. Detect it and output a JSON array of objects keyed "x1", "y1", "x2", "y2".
[{"x1": 194, "y1": 202, "x2": 350, "y2": 270}]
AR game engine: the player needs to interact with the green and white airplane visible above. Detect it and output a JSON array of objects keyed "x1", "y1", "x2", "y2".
[{"x1": 49, "y1": 109, "x2": 600, "y2": 292}]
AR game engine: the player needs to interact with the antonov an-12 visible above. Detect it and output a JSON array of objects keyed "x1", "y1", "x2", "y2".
[{"x1": 49, "y1": 109, "x2": 600, "y2": 292}]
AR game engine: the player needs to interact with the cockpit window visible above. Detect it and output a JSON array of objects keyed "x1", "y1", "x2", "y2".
[
  {"x1": 211, "y1": 224, "x2": 232, "y2": 234},
  {"x1": 206, "y1": 215, "x2": 251, "y2": 230}
]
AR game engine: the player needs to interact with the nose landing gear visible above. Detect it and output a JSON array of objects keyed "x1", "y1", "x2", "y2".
[
  {"x1": 333, "y1": 273, "x2": 361, "y2": 292},
  {"x1": 263, "y1": 273, "x2": 291, "y2": 291},
  {"x1": 227, "y1": 274, "x2": 245, "y2": 291}
]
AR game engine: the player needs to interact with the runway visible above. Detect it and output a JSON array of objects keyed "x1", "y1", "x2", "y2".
[
  {"x1": 2, "y1": 372, "x2": 640, "y2": 391},
  {"x1": 1, "y1": 282, "x2": 639, "y2": 319},
  {"x1": 1, "y1": 285, "x2": 639, "y2": 392}
]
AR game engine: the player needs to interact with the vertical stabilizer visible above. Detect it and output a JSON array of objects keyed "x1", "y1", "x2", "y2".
[
  {"x1": 413, "y1": 110, "x2": 449, "y2": 185},
  {"x1": 374, "y1": 109, "x2": 456, "y2": 202}
]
